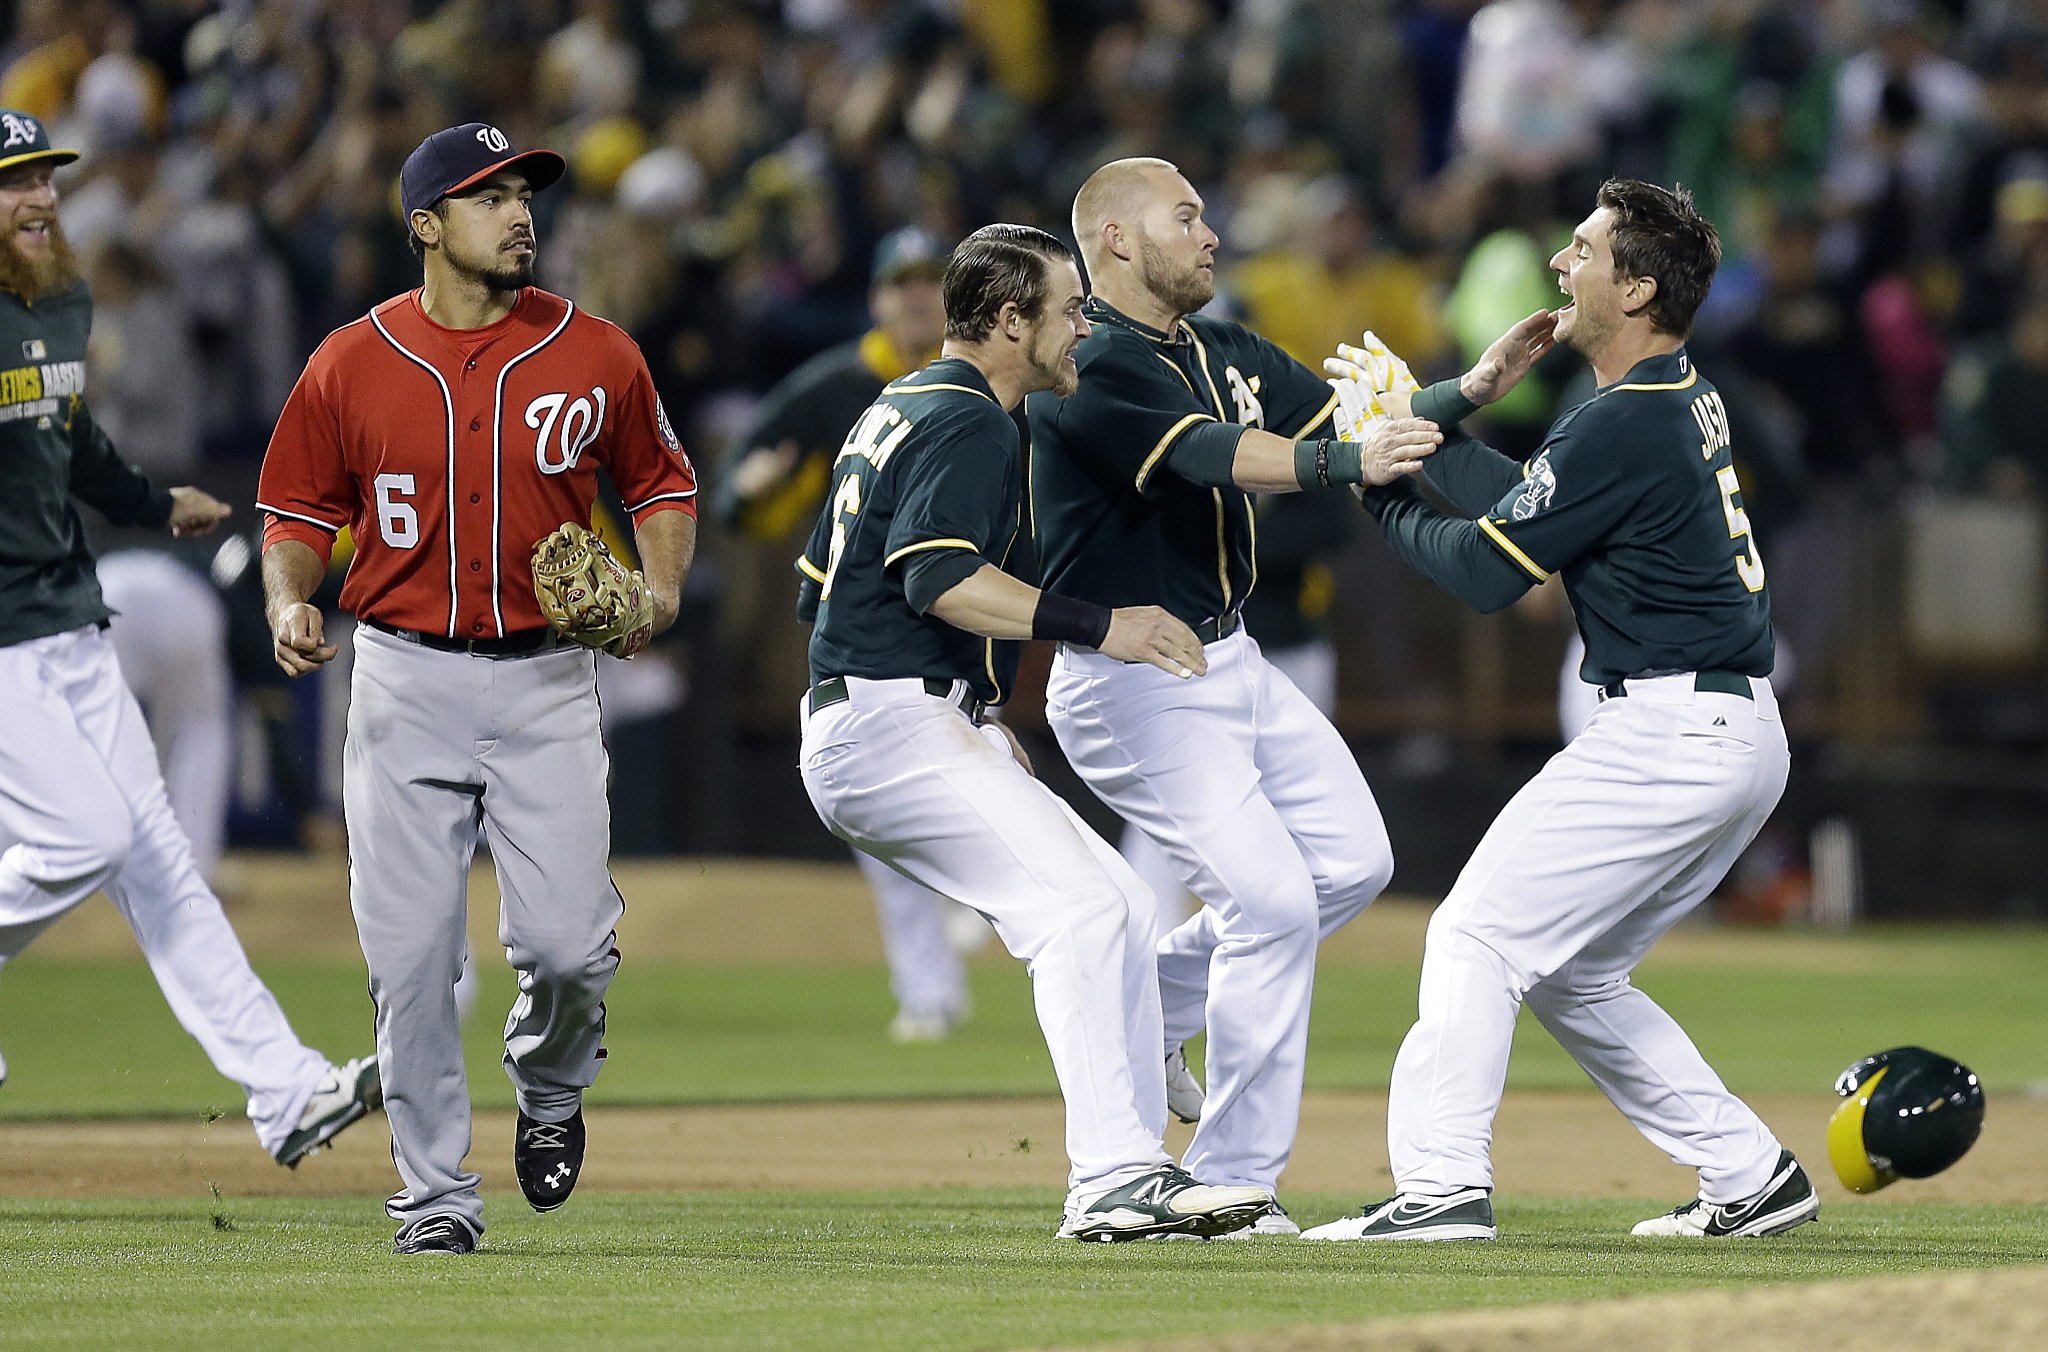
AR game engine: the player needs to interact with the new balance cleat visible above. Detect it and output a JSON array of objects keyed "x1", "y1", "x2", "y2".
[
  {"x1": 1059, "y1": 1166, "x2": 1270, "y2": 1242},
  {"x1": 1631, "y1": 1150, "x2": 1819, "y2": 1238},
  {"x1": 1301, "y1": 1188, "x2": 1496, "y2": 1242},
  {"x1": 274, "y1": 1055, "x2": 382, "y2": 1168},
  {"x1": 1164, "y1": 1046, "x2": 1204, "y2": 1124}
]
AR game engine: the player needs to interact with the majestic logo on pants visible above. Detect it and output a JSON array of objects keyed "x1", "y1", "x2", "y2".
[{"x1": 526, "y1": 387, "x2": 608, "y2": 474}]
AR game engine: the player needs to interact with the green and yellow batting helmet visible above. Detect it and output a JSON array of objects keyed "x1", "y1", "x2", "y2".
[{"x1": 1827, "y1": 1046, "x2": 1985, "y2": 1194}]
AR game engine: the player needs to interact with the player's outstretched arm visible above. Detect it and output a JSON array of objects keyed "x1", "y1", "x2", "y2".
[
  {"x1": 925, "y1": 564, "x2": 1207, "y2": 679},
  {"x1": 166, "y1": 486, "x2": 233, "y2": 538},
  {"x1": 261, "y1": 538, "x2": 338, "y2": 677},
  {"x1": 1202, "y1": 421, "x2": 1442, "y2": 495}
]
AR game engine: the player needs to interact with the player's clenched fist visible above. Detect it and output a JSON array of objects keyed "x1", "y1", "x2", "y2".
[
  {"x1": 1100, "y1": 606, "x2": 1208, "y2": 680},
  {"x1": 1355, "y1": 416, "x2": 1442, "y2": 486},
  {"x1": 272, "y1": 601, "x2": 338, "y2": 677}
]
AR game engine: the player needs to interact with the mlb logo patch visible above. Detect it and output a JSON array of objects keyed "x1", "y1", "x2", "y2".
[{"x1": 21, "y1": 339, "x2": 44, "y2": 360}]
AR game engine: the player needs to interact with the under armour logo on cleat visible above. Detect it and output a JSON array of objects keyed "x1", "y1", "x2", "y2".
[{"x1": 546, "y1": 1163, "x2": 573, "y2": 1188}]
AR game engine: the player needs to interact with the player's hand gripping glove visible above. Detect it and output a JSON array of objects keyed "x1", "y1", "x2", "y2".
[{"x1": 530, "y1": 522, "x2": 656, "y2": 658}]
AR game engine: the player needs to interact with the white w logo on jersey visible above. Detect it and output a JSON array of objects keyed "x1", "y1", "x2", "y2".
[
  {"x1": 526, "y1": 387, "x2": 608, "y2": 474},
  {"x1": 475, "y1": 125, "x2": 511, "y2": 153}
]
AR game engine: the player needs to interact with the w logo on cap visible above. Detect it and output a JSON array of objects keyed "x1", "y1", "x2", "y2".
[{"x1": 475, "y1": 125, "x2": 511, "y2": 154}]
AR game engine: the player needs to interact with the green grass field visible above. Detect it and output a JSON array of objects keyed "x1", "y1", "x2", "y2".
[
  {"x1": 5, "y1": 1194, "x2": 2046, "y2": 1350},
  {"x1": 5, "y1": 922, "x2": 2047, "y2": 1118},
  {"x1": 4, "y1": 916, "x2": 2047, "y2": 1349}
]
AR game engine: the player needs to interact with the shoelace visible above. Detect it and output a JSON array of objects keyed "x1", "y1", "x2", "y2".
[{"x1": 523, "y1": 1123, "x2": 571, "y2": 1151}]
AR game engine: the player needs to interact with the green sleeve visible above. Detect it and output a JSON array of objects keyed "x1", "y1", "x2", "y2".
[
  {"x1": 1039, "y1": 341, "x2": 1221, "y2": 496},
  {"x1": 67, "y1": 399, "x2": 171, "y2": 528},
  {"x1": 1421, "y1": 431, "x2": 1527, "y2": 516},
  {"x1": 1359, "y1": 479, "x2": 1536, "y2": 613}
]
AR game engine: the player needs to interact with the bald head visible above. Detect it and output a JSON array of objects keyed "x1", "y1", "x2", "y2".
[
  {"x1": 1073, "y1": 158, "x2": 1182, "y2": 272},
  {"x1": 1071, "y1": 156, "x2": 1218, "y2": 322}
]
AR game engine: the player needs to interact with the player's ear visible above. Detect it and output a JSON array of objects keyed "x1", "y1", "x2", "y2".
[
  {"x1": 999, "y1": 301, "x2": 1025, "y2": 341},
  {"x1": 1622, "y1": 273, "x2": 1658, "y2": 320},
  {"x1": 1102, "y1": 222, "x2": 1132, "y2": 264},
  {"x1": 410, "y1": 208, "x2": 442, "y2": 250}
]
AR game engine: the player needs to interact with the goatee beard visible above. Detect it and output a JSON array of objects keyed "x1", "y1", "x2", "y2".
[
  {"x1": 0, "y1": 220, "x2": 80, "y2": 303},
  {"x1": 477, "y1": 257, "x2": 535, "y2": 293},
  {"x1": 1137, "y1": 235, "x2": 1213, "y2": 318}
]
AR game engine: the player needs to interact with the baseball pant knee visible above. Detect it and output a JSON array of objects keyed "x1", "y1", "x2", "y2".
[{"x1": 15, "y1": 810, "x2": 135, "y2": 902}]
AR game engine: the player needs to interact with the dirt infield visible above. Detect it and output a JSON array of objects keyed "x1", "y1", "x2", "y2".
[
  {"x1": 1036, "y1": 1266, "x2": 2048, "y2": 1352},
  {"x1": 4, "y1": 1086, "x2": 2041, "y2": 1205}
]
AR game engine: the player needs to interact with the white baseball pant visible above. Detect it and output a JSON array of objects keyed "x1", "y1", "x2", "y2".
[
  {"x1": 1115, "y1": 637, "x2": 1339, "y2": 946},
  {"x1": 853, "y1": 850, "x2": 970, "y2": 1024},
  {"x1": 800, "y1": 676, "x2": 1172, "y2": 1202},
  {"x1": 1047, "y1": 629, "x2": 1391, "y2": 1192},
  {"x1": 0, "y1": 625, "x2": 328, "y2": 1151},
  {"x1": 1388, "y1": 672, "x2": 1790, "y2": 1203},
  {"x1": 100, "y1": 551, "x2": 234, "y2": 882}
]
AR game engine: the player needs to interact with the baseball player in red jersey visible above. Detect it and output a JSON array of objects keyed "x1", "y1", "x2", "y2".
[{"x1": 256, "y1": 124, "x2": 698, "y2": 1255}]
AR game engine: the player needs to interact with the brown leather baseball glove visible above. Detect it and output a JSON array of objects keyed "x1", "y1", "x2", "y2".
[{"x1": 530, "y1": 522, "x2": 656, "y2": 658}]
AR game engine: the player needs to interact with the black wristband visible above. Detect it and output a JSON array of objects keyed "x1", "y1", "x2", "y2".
[{"x1": 1032, "y1": 591, "x2": 1113, "y2": 648}]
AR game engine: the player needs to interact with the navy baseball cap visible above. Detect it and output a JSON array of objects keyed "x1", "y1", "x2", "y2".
[
  {"x1": 871, "y1": 227, "x2": 948, "y2": 285},
  {"x1": 400, "y1": 122, "x2": 566, "y2": 228},
  {"x1": 0, "y1": 109, "x2": 79, "y2": 174}
]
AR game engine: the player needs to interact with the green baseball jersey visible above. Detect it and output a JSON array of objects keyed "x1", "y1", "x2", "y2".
[
  {"x1": 1368, "y1": 350, "x2": 1774, "y2": 686},
  {"x1": 796, "y1": 357, "x2": 1028, "y2": 703},
  {"x1": 1027, "y1": 299, "x2": 1338, "y2": 628},
  {"x1": 716, "y1": 330, "x2": 921, "y2": 539},
  {"x1": 0, "y1": 280, "x2": 171, "y2": 649}
]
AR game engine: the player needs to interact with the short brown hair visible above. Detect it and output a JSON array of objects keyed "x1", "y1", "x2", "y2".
[
  {"x1": 1596, "y1": 179, "x2": 1721, "y2": 337},
  {"x1": 942, "y1": 224, "x2": 1074, "y2": 342}
]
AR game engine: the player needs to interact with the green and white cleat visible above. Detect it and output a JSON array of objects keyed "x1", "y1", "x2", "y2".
[
  {"x1": 274, "y1": 1055, "x2": 382, "y2": 1168},
  {"x1": 1301, "y1": 1188, "x2": 1496, "y2": 1242},
  {"x1": 1059, "y1": 1166, "x2": 1271, "y2": 1242}
]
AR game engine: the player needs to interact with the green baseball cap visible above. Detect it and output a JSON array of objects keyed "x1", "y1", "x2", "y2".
[{"x1": 0, "y1": 109, "x2": 79, "y2": 174}]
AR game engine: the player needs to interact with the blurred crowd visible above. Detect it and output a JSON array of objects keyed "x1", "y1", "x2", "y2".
[{"x1": 15, "y1": 0, "x2": 2048, "y2": 764}]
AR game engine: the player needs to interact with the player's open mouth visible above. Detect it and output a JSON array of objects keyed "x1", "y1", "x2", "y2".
[{"x1": 17, "y1": 220, "x2": 49, "y2": 242}]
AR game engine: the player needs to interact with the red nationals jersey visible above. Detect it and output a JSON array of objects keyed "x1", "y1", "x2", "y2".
[{"x1": 257, "y1": 287, "x2": 697, "y2": 637}]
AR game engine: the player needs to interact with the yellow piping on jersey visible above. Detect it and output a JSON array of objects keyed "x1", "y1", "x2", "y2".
[
  {"x1": 1290, "y1": 388, "x2": 1339, "y2": 438},
  {"x1": 1153, "y1": 351, "x2": 1200, "y2": 396},
  {"x1": 795, "y1": 554, "x2": 828, "y2": 583},
  {"x1": 882, "y1": 379, "x2": 999, "y2": 404},
  {"x1": 1135, "y1": 413, "x2": 1215, "y2": 491},
  {"x1": 1477, "y1": 516, "x2": 1550, "y2": 581},
  {"x1": 1609, "y1": 369, "x2": 1699, "y2": 393},
  {"x1": 883, "y1": 538, "x2": 980, "y2": 567},
  {"x1": 1185, "y1": 326, "x2": 1242, "y2": 609}
]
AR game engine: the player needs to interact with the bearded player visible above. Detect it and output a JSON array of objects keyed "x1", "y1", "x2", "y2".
[
  {"x1": 258, "y1": 124, "x2": 697, "y2": 1255},
  {"x1": 1028, "y1": 158, "x2": 1439, "y2": 1231},
  {"x1": 0, "y1": 109, "x2": 380, "y2": 1164},
  {"x1": 1305, "y1": 180, "x2": 1814, "y2": 1242}
]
